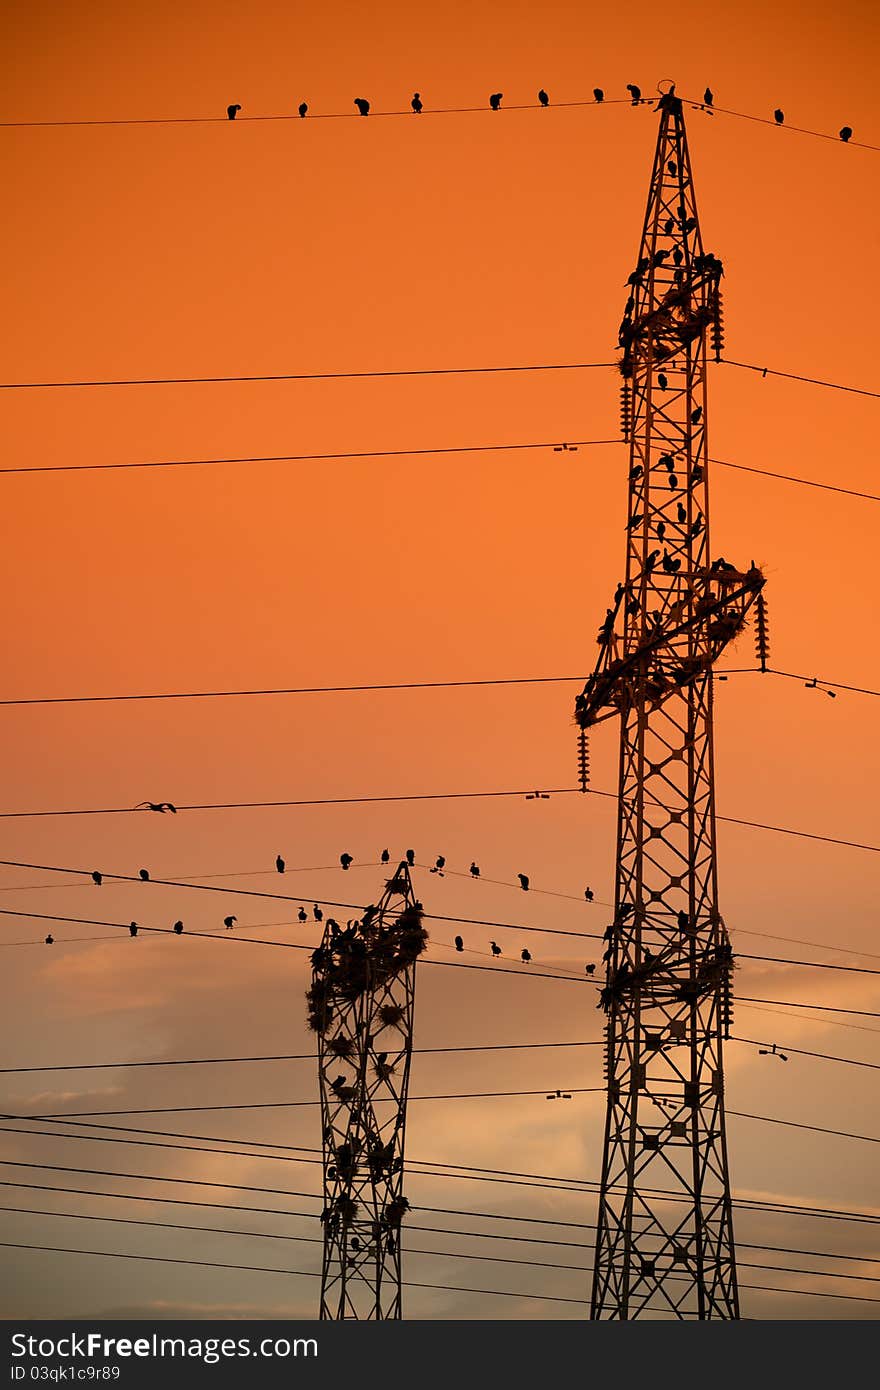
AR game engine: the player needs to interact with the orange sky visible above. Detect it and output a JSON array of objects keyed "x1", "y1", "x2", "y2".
[{"x1": 1, "y1": 0, "x2": 879, "y2": 1320}]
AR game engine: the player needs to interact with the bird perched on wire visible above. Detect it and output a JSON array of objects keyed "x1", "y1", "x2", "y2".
[
  {"x1": 135, "y1": 801, "x2": 177, "y2": 814},
  {"x1": 430, "y1": 856, "x2": 445, "y2": 875},
  {"x1": 593, "y1": 87, "x2": 604, "y2": 102},
  {"x1": 411, "y1": 92, "x2": 422, "y2": 113},
  {"x1": 224, "y1": 915, "x2": 237, "y2": 930},
  {"x1": 626, "y1": 84, "x2": 641, "y2": 105},
  {"x1": 521, "y1": 948, "x2": 532, "y2": 963},
  {"x1": 517, "y1": 873, "x2": 530, "y2": 891},
  {"x1": 45, "y1": 934, "x2": 53, "y2": 945},
  {"x1": 538, "y1": 89, "x2": 549, "y2": 106},
  {"x1": 405, "y1": 850, "x2": 415, "y2": 867},
  {"x1": 585, "y1": 963, "x2": 596, "y2": 975},
  {"x1": 275, "y1": 855, "x2": 285, "y2": 874},
  {"x1": 840, "y1": 125, "x2": 853, "y2": 142},
  {"x1": 381, "y1": 848, "x2": 390, "y2": 864},
  {"x1": 298, "y1": 907, "x2": 307, "y2": 923},
  {"x1": 313, "y1": 905, "x2": 323, "y2": 922},
  {"x1": 138, "y1": 869, "x2": 150, "y2": 882},
  {"x1": 227, "y1": 104, "x2": 241, "y2": 119},
  {"x1": 173, "y1": 920, "x2": 184, "y2": 934},
  {"x1": 490, "y1": 940, "x2": 502, "y2": 957},
  {"x1": 354, "y1": 98, "x2": 370, "y2": 116},
  {"x1": 91, "y1": 871, "x2": 102, "y2": 886},
  {"x1": 774, "y1": 108, "x2": 784, "y2": 124},
  {"x1": 298, "y1": 102, "x2": 308, "y2": 118},
  {"x1": 469, "y1": 862, "x2": 480, "y2": 878},
  {"x1": 454, "y1": 935, "x2": 464, "y2": 952},
  {"x1": 704, "y1": 87, "x2": 714, "y2": 109},
  {"x1": 340, "y1": 853, "x2": 353, "y2": 871},
  {"x1": 489, "y1": 93, "x2": 503, "y2": 111},
  {"x1": 129, "y1": 923, "x2": 138, "y2": 937},
  {"x1": 584, "y1": 887, "x2": 594, "y2": 902}
]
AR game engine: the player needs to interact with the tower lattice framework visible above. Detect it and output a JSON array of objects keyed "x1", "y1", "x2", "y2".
[
  {"x1": 307, "y1": 862, "x2": 426, "y2": 1319},
  {"x1": 575, "y1": 91, "x2": 765, "y2": 1319}
]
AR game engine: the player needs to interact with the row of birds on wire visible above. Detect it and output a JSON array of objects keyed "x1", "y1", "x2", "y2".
[
  {"x1": 223, "y1": 85, "x2": 856, "y2": 140},
  {"x1": 39, "y1": 850, "x2": 598, "y2": 972}
]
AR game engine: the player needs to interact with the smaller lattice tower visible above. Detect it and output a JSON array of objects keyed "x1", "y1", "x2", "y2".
[{"x1": 307, "y1": 862, "x2": 426, "y2": 1319}]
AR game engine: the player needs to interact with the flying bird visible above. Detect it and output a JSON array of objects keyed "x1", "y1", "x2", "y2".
[
  {"x1": 298, "y1": 907, "x2": 308, "y2": 922},
  {"x1": 411, "y1": 92, "x2": 422, "y2": 113},
  {"x1": 517, "y1": 873, "x2": 530, "y2": 891},
  {"x1": 129, "y1": 923, "x2": 138, "y2": 937},
  {"x1": 340, "y1": 853, "x2": 353, "y2": 871},
  {"x1": 405, "y1": 850, "x2": 415, "y2": 867},
  {"x1": 276, "y1": 855, "x2": 285, "y2": 874},
  {"x1": 521, "y1": 948, "x2": 532, "y2": 963},
  {"x1": 173, "y1": 920, "x2": 184, "y2": 934},
  {"x1": 489, "y1": 93, "x2": 503, "y2": 111},
  {"x1": 354, "y1": 98, "x2": 370, "y2": 116},
  {"x1": 774, "y1": 108, "x2": 784, "y2": 125},
  {"x1": 138, "y1": 869, "x2": 150, "y2": 882},
  {"x1": 298, "y1": 102, "x2": 308, "y2": 118},
  {"x1": 454, "y1": 935, "x2": 464, "y2": 952},
  {"x1": 227, "y1": 104, "x2": 241, "y2": 120},
  {"x1": 538, "y1": 89, "x2": 549, "y2": 107},
  {"x1": 593, "y1": 88, "x2": 604, "y2": 103},
  {"x1": 490, "y1": 940, "x2": 502, "y2": 957},
  {"x1": 626, "y1": 84, "x2": 641, "y2": 105},
  {"x1": 469, "y1": 862, "x2": 480, "y2": 878},
  {"x1": 91, "y1": 871, "x2": 102, "y2": 886},
  {"x1": 224, "y1": 915, "x2": 237, "y2": 930},
  {"x1": 840, "y1": 125, "x2": 853, "y2": 142}
]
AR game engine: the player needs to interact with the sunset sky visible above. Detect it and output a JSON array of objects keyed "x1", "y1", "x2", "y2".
[{"x1": 1, "y1": 0, "x2": 879, "y2": 1320}]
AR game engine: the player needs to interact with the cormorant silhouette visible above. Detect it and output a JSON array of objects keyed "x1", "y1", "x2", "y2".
[
  {"x1": 538, "y1": 89, "x2": 549, "y2": 107},
  {"x1": 298, "y1": 102, "x2": 308, "y2": 118},
  {"x1": 227, "y1": 104, "x2": 241, "y2": 120},
  {"x1": 405, "y1": 850, "x2": 415, "y2": 866},
  {"x1": 139, "y1": 869, "x2": 150, "y2": 882},
  {"x1": 224, "y1": 915, "x2": 237, "y2": 930},
  {"x1": 469, "y1": 861, "x2": 480, "y2": 877},
  {"x1": 517, "y1": 873, "x2": 530, "y2": 891},
  {"x1": 521, "y1": 948, "x2": 532, "y2": 963},
  {"x1": 489, "y1": 93, "x2": 503, "y2": 111},
  {"x1": 490, "y1": 940, "x2": 502, "y2": 956},
  {"x1": 704, "y1": 87, "x2": 714, "y2": 108},
  {"x1": 411, "y1": 93, "x2": 422, "y2": 113},
  {"x1": 129, "y1": 923, "x2": 138, "y2": 937},
  {"x1": 91, "y1": 871, "x2": 102, "y2": 886},
  {"x1": 298, "y1": 907, "x2": 308, "y2": 922},
  {"x1": 45, "y1": 934, "x2": 53, "y2": 945},
  {"x1": 454, "y1": 935, "x2": 464, "y2": 952},
  {"x1": 593, "y1": 88, "x2": 604, "y2": 103},
  {"x1": 430, "y1": 856, "x2": 446, "y2": 875},
  {"x1": 840, "y1": 126, "x2": 853, "y2": 142},
  {"x1": 314, "y1": 905, "x2": 323, "y2": 922},
  {"x1": 626, "y1": 84, "x2": 641, "y2": 105},
  {"x1": 340, "y1": 853, "x2": 353, "y2": 870},
  {"x1": 276, "y1": 855, "x2": 285, "y2": 874},
  {"x1": 173, "y1": 921, "x2": 184, "y2": 934},
  {"x1": 774, "y1": 108, "x2": 784, "y2": 125},
  {"x1": 354, "y1": 98, "x2": 370, "y2": 116},
  {"x1": 584, "y1": 888, "x2": 594, "y2": 902}
]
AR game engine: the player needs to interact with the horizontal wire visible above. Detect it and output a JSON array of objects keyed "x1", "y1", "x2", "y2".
[
  {"x1": 0, "y1": 437, "x2": 619, "y2": 478},
  {"x1": 4, "y1": 1241, "x2": 879, "y2": 1306},
  {"x1": 5, "y1": 1178, "x2": 878, "y2": 1268},
  {"x1": 721, "y1": 358, "x2": 880, "y2": 400},
  {"x1": 3, "y1": 1158, "x2": 877, "y2": 1229},
  {"x1": 0, "y1": 361, "x2": 613, "y2": 392},
  {"x1": 1, "y1": 661, "x2": 877, "y2": 708}
]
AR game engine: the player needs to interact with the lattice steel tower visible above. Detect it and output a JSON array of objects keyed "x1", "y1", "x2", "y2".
[
  {"x1": 306, "y1": 862, "x2": 426, "y2": 1318},
  {"x1": 575, "y1": 88, "x2": 766, "y2": 1319}
]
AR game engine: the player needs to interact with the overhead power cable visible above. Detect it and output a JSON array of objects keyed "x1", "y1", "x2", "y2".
[
  {"x1": 4, "y1": 1242, "x2": 879, "y2": 1307},
  {"x1": 1, "y1": 662, "x2": 877, "y2": 707}
]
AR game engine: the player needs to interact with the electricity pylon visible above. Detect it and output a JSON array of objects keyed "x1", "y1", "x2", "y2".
[
  {"x1": 306, "y1": 862, "x2": 426, "y2": 1318},
  {"x1": 575, "y1": 88, "x2": 766, "y2": 1319}
]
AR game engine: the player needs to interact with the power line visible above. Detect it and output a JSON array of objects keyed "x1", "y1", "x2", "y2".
[
  {"x1": 721, "y1": 358, "x2": 880, "y2": 400},
  {"x1": 709, "y1": 455, "x2": 880, "y2": 503},
  {"x1": 0, "y1": 780, "x2": 876, "y2": 853},
  {"x1": 731, "y1": 1037, "x2": 880, "y2": 1072},
  {"x1": 2, "y1": 661, "x2": 877, "y2": 707},
  {"x1": 4, "y1": 1158, "x2": 878, "y2": 1230},
  {"x1": 0, "y1": 437, "x2": 619, "y2": 478},
  {"x1": 3, "y1": 1241, "x2": 879, "y2": 1307},
  {"x1": 7, "y1": 1178, "x2": 879, "y2": 1269},
  {"x1": 0, "y1": 361, "x2": 613, "y2": 392},
  {"x1": 0, "y1": 1039, "x2": 604, "y2": 1074}
]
